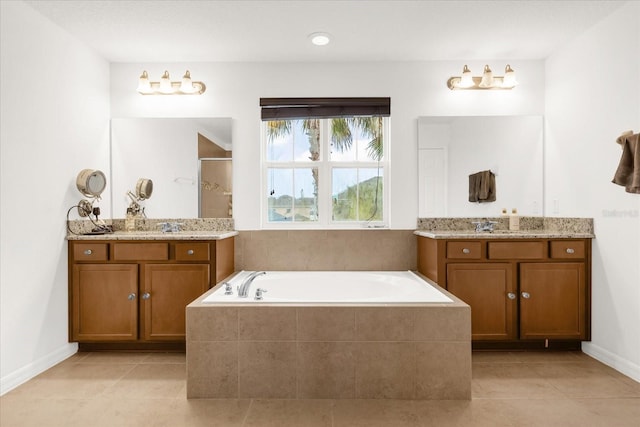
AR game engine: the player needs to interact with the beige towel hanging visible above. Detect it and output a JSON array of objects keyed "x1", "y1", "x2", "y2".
[{"x1": 612, "y1": 132, "x2": 640, "y2": 194}]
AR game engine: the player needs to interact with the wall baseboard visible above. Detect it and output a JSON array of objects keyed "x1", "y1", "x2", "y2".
[
  {"x1": 1, "y1": 343, "x2": 78, "y2": 396},
  {"x1": 582, "y1": 342, "x2": 640, "y2": 383}
]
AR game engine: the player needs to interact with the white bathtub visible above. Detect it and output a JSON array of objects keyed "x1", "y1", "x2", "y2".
[{"x1": 202, "y1": 270, "x2": 453, "y2": 304}]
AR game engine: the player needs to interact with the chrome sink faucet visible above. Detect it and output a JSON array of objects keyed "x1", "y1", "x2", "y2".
[
  {"x1": 472, "y1": 220, "x2": 498, "y2": 233},
  {"x1": 238, "y1": 271, "x2": 266, "y2": 298}
]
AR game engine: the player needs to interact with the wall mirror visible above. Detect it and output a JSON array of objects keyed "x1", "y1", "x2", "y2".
[
  {"x1": 110, "y1": 117, "x2": 232, "y2": 218},
  {"x1": 418, "y1": 116, "x2": 543, "y2": 217}
]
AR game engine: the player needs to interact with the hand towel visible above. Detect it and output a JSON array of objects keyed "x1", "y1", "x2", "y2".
[
  {"x1": 469, "y1": 170, "x2": 496, "y2": 202},
  {"x1": 612, "y1": 133, "x2": 640, "y2": 194}
]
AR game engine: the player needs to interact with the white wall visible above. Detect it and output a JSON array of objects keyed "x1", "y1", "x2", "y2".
[
  {"x1": 110, "y1": 61, "x2": 545, "y2": 229},
  {"x1": 545, "y1": 1, "x2": 640, "y2": 381},
  {"x1": 0, "y1": 1, "x2": 110, "y2": 394}
]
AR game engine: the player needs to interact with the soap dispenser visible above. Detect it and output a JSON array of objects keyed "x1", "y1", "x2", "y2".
[
  {"x1": 509, "y1": 208, "x2": 520, "y2": 231},
  {"x1": 125, "y1": 208, "x2": 136, "y2": 232}
]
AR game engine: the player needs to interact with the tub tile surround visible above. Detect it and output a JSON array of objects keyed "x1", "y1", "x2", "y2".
[
  {"x1": 186, "y1": 301, "x2": 471, "y2": 400},
  {"x1": 235, "y1": 230, "x2": 417, "y2": 271}
]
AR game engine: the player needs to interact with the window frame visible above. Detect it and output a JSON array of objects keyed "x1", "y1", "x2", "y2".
[{"x1": 261, "y1": 117, "x2": 390, "y2": 229}]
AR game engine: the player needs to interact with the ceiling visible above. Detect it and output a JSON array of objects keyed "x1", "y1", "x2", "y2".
[{"x1": 25, "y1": 0, "x2": 626, "y2": 63}]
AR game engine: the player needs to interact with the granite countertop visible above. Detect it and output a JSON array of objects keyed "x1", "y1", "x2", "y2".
[
  {"x1": 415, "y1": 216, "x2": 595, "y2": 239},
  {"x1": 66, "y1": 218, "x2": 237, "y2": 241},
  {"x1": 67, "y1": 230, "x2": 239, "y2": 241},
  {"x1": 414, "y1": 230, "x2": 595, "y2": 239}
]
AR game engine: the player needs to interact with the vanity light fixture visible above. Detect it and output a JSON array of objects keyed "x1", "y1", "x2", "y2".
[
  {"x1": 447, "y1": 64, "x2": 518, "y2": 90},
  {"x1": 137, "y1": 70, "x2": 206, "y2": 95}
]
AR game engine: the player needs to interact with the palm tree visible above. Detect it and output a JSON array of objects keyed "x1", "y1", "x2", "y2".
[{"x1": 266, "y1": 116, "x2": 383, "y2": 221}]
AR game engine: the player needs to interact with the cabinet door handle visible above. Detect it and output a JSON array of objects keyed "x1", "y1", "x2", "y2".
[
  {"x1": 566, "y1": 248, "x2": 575, "y2": 254},
  {"x1": 521, "y1": 292, "x2": 531, "y2": 299},
  {"x1": 142, "y1": 292, "x2": 151, "y2": 300},
  {"x1": 462, "y1": 248, "x2": 471, "y2": 254},
  {"x1": 127, "y1": 293, "x2": 136, "y2": 301},
  {"x1": 507, "y1": 292, "x2": 516, "y2": 300},
  {"x1": 84, "y1": 249, "x2": 92, "y2": 255},
  {"x1": 187, "y1": 249, "x2": 194, "y2": 255}
]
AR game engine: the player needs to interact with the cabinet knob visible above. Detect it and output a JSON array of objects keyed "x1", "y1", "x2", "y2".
[
  {"x1": 507, "y1": 292, "x2": 516, "y2": 300},
  {"x1": 142, "y1": 292, "x2": 151, "y2": 300},
  {"x1": 127, "y1": 293, "x2": 136, "y2": 301},
  {"x1": 521, "y1": 292, "x2": 531, "y2": 299},
  {"x1": 84, "y1": 249, "x2": 92, "y2": 255},
  {"x1": 462, "y1": 248, "x2": 471, "y2": 254},
  {"x1": 566, "y1": 248, "x2": 575, "y2": 254},
  {"x1": 187, "y1": 249, "x2": 194, "y2": 255}
]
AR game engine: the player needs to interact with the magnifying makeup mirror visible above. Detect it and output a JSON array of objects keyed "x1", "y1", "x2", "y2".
[{"x1": 76, "y1": 169, "x2": 106, "y2": 217}]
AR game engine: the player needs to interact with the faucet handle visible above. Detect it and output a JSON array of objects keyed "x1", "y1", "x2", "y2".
[
  {"x1": 254, "y1": 288, "x2": 268, "y2": 300},
  {"x1": 223, "y1": 282, "x2": 233, "y2": 295}
]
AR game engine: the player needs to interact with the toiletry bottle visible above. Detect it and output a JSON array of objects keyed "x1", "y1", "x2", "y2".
[
  {"x1": 125, "y1": 208, "x2": 135, "y2": 232},
  {"x1": 509, "y1": 208, "x2": 520, "y2": 231}
]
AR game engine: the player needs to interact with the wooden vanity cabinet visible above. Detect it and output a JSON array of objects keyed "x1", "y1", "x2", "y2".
[
  {"x1": 418, "y1": 237, "x2": 591, "y2": 349},
  {"x1": 68, "y1": 238, "x2": 234, "y2": 346}
]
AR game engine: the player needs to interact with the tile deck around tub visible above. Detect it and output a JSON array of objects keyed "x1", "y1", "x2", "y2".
[{"x1": 186, "y1": 295, "x2": 471, "y2": 400}]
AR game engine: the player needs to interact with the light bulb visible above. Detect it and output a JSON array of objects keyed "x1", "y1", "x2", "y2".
[
  {"x1": 458, "y1": 65, "x2": 475, "y2": 88},
  {"x1": 137, "y1": 70, "x2": 151, "y2": 93},
  {"x1": 479, "y1": 65, "x2": 494, "y2": 88},
  {"x1": 159, "y1": 70, "x2": 172, "y2": 94},
  {"x1": 502, "y1": 64, "x2": 518, "y2": 88},
  {"x1": 309, "y1": 32, "x2": 331, "y2": 46},
  {"x1": 180, "y1": 70, "x2": 195, "y2": 93}
]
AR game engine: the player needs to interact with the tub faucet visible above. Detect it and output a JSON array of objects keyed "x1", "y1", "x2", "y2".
[{"x1": 238, "y1": 271, "x2": 266, "y2": 298}]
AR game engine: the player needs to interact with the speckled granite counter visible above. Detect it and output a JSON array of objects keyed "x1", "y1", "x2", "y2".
[
  {"x1": 66, "y1": 218, "x2": 237, "y2": 240},
  {"x1": 415, "y1": 216, "x2": 595, "y2": 239},
  {"x1": 67, "y1": 230, "x2": 238, "y2": 241}
]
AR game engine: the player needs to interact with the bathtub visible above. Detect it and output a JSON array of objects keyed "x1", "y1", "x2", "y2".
[
  {"x1": 202, "y1": 270, "x2": 453, "y2": 304},
  {"x1": 187, "y1": 270, "x2": 470, "y2": 400}
]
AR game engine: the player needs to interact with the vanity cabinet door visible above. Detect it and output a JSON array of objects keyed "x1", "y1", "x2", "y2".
[
  {"x1": 447, "y1": 263, "x2": 516, "y2": 340},
  {"x1": 519, "y1": 263, "x2": 586, "y2": 340},
  {"x1": 141, "y1": 264, "x2": 210, "y2": 341},
  {"x1": 71, "y1": 264, "x2": 138, "y2": 341}
]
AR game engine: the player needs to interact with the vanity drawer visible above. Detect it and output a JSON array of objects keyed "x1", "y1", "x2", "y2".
[
  {"x1": 175, "y1": 242, "x2": 210, "y2": 261},
  {"x1": 112, "y1": 243, "x2": 169, "y2": 261},
  {"x1": 73, "y1": 243, "x2": 108, "y2": 261},
  {"x1": 447, "y1": 241, "x2": 482, "y2": 259},
  {"x1": 488, "y1": 241, "x2": 546, "y2": 259},
  {"x1": 550, "y1": 240, "x2": 585, "y2": 259}
]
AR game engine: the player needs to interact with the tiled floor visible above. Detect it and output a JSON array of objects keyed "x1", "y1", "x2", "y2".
[{"x1": 1, "y1": 351, "x2": 639, "y2": 426}]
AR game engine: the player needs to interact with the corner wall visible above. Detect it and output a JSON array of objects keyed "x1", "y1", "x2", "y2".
[
  {"x1": 545, "y1": 2, "x2": 640, "y2": 381},
  {"x1": 0, "y1": 1, "x2": 111, "y2": 394}
]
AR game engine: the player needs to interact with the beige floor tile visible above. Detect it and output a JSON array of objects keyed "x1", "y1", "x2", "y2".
[
  {"x1": 530, "y1": 362, "x2": 640, "y2": 398},
  {"x1": 573, "y1": 397, "x2": 640, "y2": 427},
  {"x1": 244, "y1": 399, "x2": 333, "y2": 427},
  {"x1": 0, "y1": 397, "x2": 98, "y2": 427},
  {"x1": 162, "y1": 398, "x2": 251, "y2": 427},
  {"x1": 81, "y1": 397, "x2": 179, "y2": 427},
  {"x1": 471, "y1": 351, "x2": 520, "y2": 364},
  {"x1": 333, "y1": 399, "x2": 422, "y2": 427},
  {"x1": 77, "y1": 351, "x2": 152, "y2": 364},
  {"x1": 141, "y1": 351, "x2": 186, "y2": 364},
  {"x1": 103, "y1": 364, "x2": 186, "y2": 399},
  {"x1": 5, "y1": 363, "x2": 136, "y2": 399},
  {"x1": 472, "y1": 362, "x2": 564, "y2": 399},
  {"x1": 2, "y1": 350, "x2": 639, "y2": 427}
]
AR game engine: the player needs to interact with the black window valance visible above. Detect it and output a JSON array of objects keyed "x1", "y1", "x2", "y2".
[{"x1": 260, "y1": 97, "x2": 390, "y2": 121}]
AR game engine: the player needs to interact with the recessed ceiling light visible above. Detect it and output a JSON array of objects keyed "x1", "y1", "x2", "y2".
[{"x1": 309, "y1": 32, "x2": 331, "y2": 46}]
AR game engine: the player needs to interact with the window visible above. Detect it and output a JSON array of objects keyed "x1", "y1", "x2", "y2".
[{"x1": 261, "y1": 98, "x2": 390, "y2": 228}]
